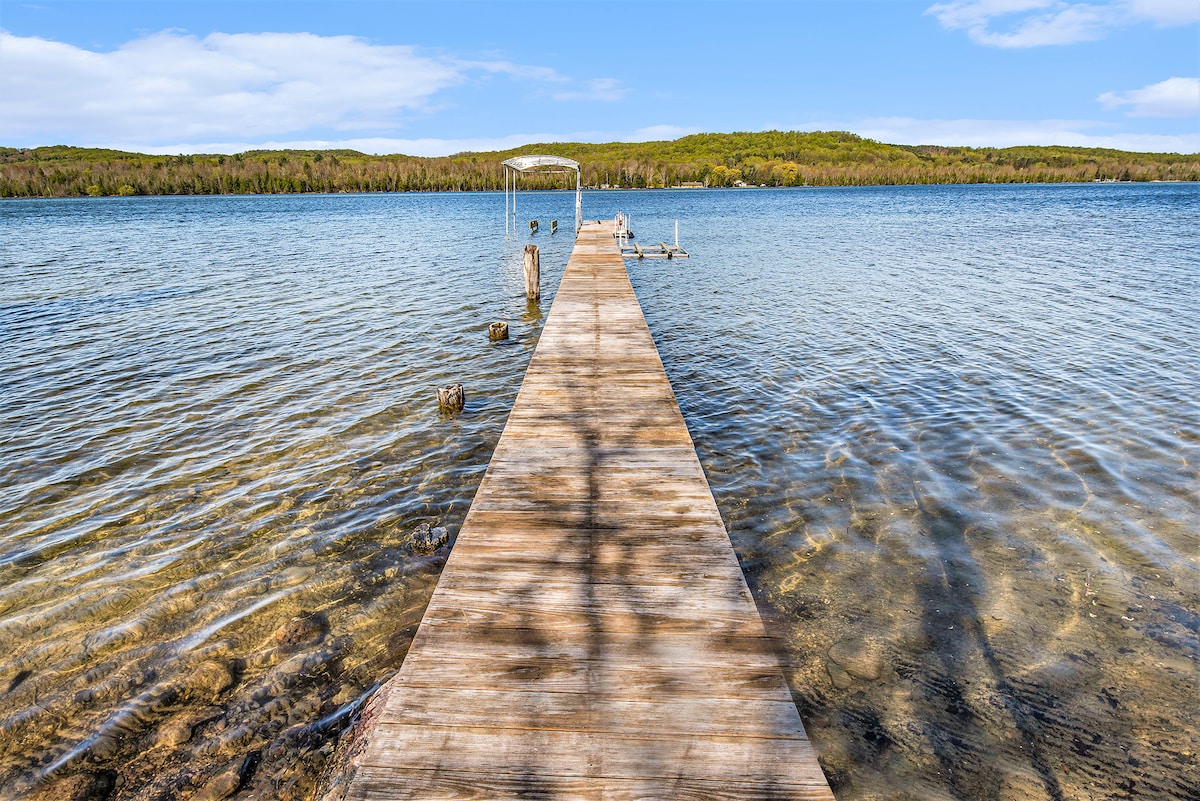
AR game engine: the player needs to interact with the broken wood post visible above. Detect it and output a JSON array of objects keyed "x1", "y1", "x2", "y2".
[
  {"x1": 551, "y1": 220, "x2": 558, "y2": 235},
  {"x1": 523, "y1": 244, "x2": 540, "y2": 301},
  {"x1": 488, "y1": 321, "x2": 509, "y2": 341},
  {"x1": 437, "y1": 383, "x2": 464, "y2": 412},
  {"x1": 529, "y1": 219, "x2": 538, "y2": 234}
]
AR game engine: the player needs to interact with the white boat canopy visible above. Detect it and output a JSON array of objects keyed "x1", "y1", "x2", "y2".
[
  {"x1": 502, "y1": 155, "x2": 580, "y2": 172},
  {"x1": 502, "y1": 155, "x2": 582, "y2": 234}
]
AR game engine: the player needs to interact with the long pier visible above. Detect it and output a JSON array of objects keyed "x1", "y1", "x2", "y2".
[{"x1": 332, "y1": 221, "x2": 834, "y2": 800}]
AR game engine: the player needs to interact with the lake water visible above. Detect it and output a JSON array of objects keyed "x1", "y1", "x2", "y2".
[{"x1": 1, "y1": 185, "x2": 1196, "y2": 801}]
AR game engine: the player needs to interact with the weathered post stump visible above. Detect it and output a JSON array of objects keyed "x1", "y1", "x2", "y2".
[
  {"x1": 523, "y1": 244, "x2": 540, "y2": 301},
  {"x1": 529, "y1": 219, "x2": 538, "y2": 234},
  {"x1": 437, "y1": 383, "x2": 464, "y2": 412},
  {"x1": 551, "y1": 220, "x2": 558, "y2": 235},
  {"x1": 488, "y1": 321, "x2": 509, "y2": 341}
]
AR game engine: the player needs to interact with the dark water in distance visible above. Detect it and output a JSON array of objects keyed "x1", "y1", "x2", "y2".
[{"x1": 1, "y1": 184, "x2": 1197, "y2": 800}]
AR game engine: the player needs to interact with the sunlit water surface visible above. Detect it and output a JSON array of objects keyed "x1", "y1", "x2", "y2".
[{"x1": 1, "y1": 185, "x2": 1197, "y2": 801}]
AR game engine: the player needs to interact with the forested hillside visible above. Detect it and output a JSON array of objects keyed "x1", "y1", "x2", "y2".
[{"x1": 2, "y1": 131, "x2": 1197, "y2": 197}]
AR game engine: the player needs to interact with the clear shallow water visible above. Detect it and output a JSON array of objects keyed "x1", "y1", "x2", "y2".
[
  {"x1": 0, "y1": 192, "x2": 576, "y2": 800},
  {"x1": 1, "y1": 185, "x2": 1197, "y2": 801},
  {"x1": 623, "y1": 184, "x2": 1199, "y2": 801}
]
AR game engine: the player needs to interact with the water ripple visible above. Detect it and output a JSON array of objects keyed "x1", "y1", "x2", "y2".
[
  {"x1": 626, "y1": 183, "x2": 1199, "y2": 801},
  {"x1": 0, "y1": 192, "x2": 576, "y2": 799},
  {"x1": 2, "y1": 186, "x2": 1197, "y2": 800}
]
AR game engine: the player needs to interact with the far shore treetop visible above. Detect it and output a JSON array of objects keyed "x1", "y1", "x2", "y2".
[{"x1": 2, "y1": 130, "x2": 1198, "y2": 198}]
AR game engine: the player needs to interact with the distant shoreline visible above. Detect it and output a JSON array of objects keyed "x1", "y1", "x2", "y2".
[
  {"x1": 4, "y1": 181, "x2": 1197, "y2": 202},
  {"x1": 4, "y1": 130, "x2": 1199, "y2": 198},
  {"x1": 6, "y1": 181, "x2": 1199, "y2": 202}
]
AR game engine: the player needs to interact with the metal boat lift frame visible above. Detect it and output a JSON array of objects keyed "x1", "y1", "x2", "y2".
[{"x1": 503, "y1": 155, "x2": 582, "y2": 236}]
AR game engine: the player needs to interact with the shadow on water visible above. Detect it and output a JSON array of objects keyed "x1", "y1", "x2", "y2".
[
  {"x1": 906, "y1": 483, "x2": 1064, "y2": 801},
  {"x1": 621, "y1": 184, "x2": 1199, "y2": 801}
]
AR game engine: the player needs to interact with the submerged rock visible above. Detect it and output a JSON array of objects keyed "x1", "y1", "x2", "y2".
[
  {"x1": 826, "y1": 661, "x2": 854, "y2": 690},
  {"x1": 194, "y1": 764, "x2": 242, "y2": 801},
  {"x1": 274, "y1": 611, "x2": 330, "y2": 650},
  {"x1": 152, "y1": 706, "x2": 223, "y2": 749},
  {"x1": 409, "y1": 523, "x2": 449, "y2": 554},
  {"x1": 32, "y1": 770, "x2": 117, "y2": 801},
  {"x1": 827, "y1": 638, "x2": 886, "y2": 682},
  {"x1": 185, "y1": 661, "x2": 236, "y2": 703}
]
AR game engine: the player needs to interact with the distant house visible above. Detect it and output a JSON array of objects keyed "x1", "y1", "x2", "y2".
[{"x1": 673, "y1": 181, "x2": 705, "y2": 188}]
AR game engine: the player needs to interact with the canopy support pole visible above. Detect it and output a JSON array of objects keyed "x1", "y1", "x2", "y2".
[{"x1": 501, "y1": 155, "x2": 583, "y2": 237}]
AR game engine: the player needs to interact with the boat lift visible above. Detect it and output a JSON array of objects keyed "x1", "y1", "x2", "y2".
[
  {"x1": 616, "y1": 212, "x2": 689, "y2": 260},
  {"x1": 503, "y1": 155, "x2": 582, "y2": 236}
]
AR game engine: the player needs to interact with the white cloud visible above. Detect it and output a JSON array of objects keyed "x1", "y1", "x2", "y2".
[
  {"x1": 843, "y1": 115, "x2": 1200, "y2": 152},
  {"x1": 463, "y1": 59, "x2": 566, "y2": 83},
  {"x1": 925, "y1": 0, "x2": 1059, "y2": 30},
  {"x1": 0, "y1": 31, "x2": 464, "y2": 143},
  {"x1": 926, "y1": 0, "x2": 1198, "y2": 47},
  {"x1": 552, "y1": 78, "x2": 628, "y2": 102},
  {"x1": 131, "y1": 133, "x2": 574, "y2": 157},
  {"x1": 149, "y1": 120, "x2": 1199, "y2": 157},
  {"x1": 0, "y1": 30, "x2": 611, "y2": 147},
  {"x1": 926, "y1": 1, "x2": 1116, "y2": 46},
  {"x1": 1099, "y1": 77, "x2": 1200, "y2": 117},
  {"x1": 131, "y1": 127, "x2": 698, "y2": 157},
  {"x1": 1127, "y1": 0, "x2": 1200, "y2": 25}
]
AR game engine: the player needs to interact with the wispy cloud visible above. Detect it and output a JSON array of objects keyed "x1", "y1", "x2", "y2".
[
  {"x1": 39, "y1": 118, "x2": 1200, "y2": 157},
  {"x1": 925, "y1": 0, "x2": 1199, "y2": 47},
  {"x1": 926, "y1": 1, "x2": 1112, "y2": 46},
  {"x1": 0, "y1": 30, "x2": 597, "y2": 147},
  {"x1": 131, "y1": 134, "x2": 576, "y2": 157},
  {"x1": 844, "y1": 115, "x2": 1200, "y2": 152},
  {"x1": 131, "y1": 126, "x2": 701, "y2": 157},
  {"x1": 271, "y1": 120, "x2": 1199, "y2": 156},
  {"x1": 1098, "y1": 77, "x2": 1200, "y2": 117},
  {"x1": 552, "y1": 78, "x2": 628, "y2": 102},
  {"x1": 463, "y1": 59, "x2": 566, "y2": 83},
  {"x1": 0, "y1": 31, "x2": 461, "y2": 143},
  {"x1": 1127, "y1": 0, "x2": 1200, "y2": 25}
]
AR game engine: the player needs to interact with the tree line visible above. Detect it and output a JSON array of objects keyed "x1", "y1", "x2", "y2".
[{"x1": 2, "y1": 131, "x2": 1197, "y2": 198}]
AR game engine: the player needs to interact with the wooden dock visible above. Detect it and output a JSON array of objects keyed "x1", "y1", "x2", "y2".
[{"x1": 332, "y1": 221, "x2": 834, "y2": 800}]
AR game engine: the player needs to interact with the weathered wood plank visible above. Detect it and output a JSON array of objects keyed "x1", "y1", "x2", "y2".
[
  {"x1": 413, "y1": 593, "x2": 772, "y2": 637},
  {"x1": 345, "y1": 767, "x2": 834, "y2": 801},
  {"x1": 358, "y1": 725, "x2": 827, "y2": 782},
  {"x1": 335, "y1": 220, "x2": 833, "y2": 801},
  {"x1": 435, "y1": 556, "x2": 746, "y2": 587},
  {"x1": 373, "y1": 688, "x2": 808, "y2": 738},
  {"x1": 401, "y1": 624, "x2": 788, "y2": 668},
  {"x1": 386, "y1": 652, "x2": 793, "y2": 699}
]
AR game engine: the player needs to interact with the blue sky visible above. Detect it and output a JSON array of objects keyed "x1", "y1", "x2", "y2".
[{"x1": 1, "y1": 0, "x2": 1197, "y2": 154}]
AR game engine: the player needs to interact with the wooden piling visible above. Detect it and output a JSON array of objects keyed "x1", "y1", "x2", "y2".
[
  {"x1": 523, "y1": 244, "x2": 540, "y2": 301},
  {"x1": 436, "y1": 383, "x2": 464, "y2": 412},
  {"x1": 488, "y1": 322, "x2": 509, "y2": 341}
]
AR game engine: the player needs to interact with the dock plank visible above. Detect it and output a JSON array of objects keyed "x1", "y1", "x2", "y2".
[{"x1": 334, "y1": 221, "x2": 833, "y2": 801}]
